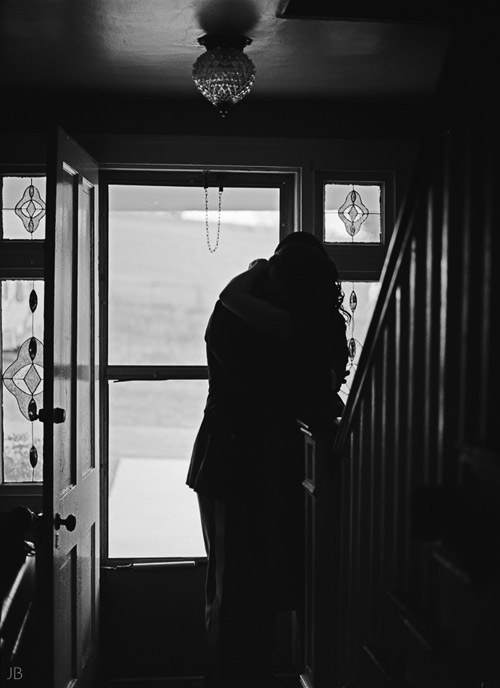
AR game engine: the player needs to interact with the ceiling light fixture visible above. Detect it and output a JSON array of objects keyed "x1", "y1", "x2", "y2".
[{"x1": 192, "y1": 34, "x2": 256, "y2": 117}]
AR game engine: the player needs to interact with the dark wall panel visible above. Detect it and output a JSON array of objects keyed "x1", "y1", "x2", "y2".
[{"x1": 329, "y1": 6, "x2": 499, "y2": 687}]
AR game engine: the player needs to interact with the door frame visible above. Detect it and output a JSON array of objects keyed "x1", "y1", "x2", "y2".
[{"x1": 98, "y1": 167, "x2": 298, "y2": 565}]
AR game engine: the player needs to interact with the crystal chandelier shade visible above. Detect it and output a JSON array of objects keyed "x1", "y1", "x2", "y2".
[{"x1": 192, "y1": 35, "x2": 256, "y2": 117}]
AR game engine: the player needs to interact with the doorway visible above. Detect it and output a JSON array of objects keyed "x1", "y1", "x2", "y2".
[{"x1": 99, "y1": 169, "x2": 297, "y2": 681}]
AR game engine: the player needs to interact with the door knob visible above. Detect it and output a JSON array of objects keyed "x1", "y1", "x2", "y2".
[
  {"x1": 38, "y1": 408, "x2": 66, "y2": 423},
  {"x1": 54, "y1": 513, "x2": 77, "y2": 532}
]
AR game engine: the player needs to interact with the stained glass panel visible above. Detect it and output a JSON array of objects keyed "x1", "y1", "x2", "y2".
[
  {"x1": 1, "y1": 280, "x2": 44, "y2": 482},
  {"x1": 2, "y1": 176, "x2": 46, "y2": 239},
  {"x1": 324, "y1": 183, "x2": 382, "y2": 244},
  {"x1": 339, "y1": 281, "x2": 380, "y2": 401}
]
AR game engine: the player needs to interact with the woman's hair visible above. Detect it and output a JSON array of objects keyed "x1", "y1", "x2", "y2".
[
  {"x1": 274, "y1": 231, "x2": 328, "y2": 256},
  {"x1": 269, "y1": 244, "x2": 350, "y2": 323}
]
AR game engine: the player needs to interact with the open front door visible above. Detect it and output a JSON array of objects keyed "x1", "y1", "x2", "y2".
[{"x1": 40, "y1": 128, "x2": 99, "y2": 688}]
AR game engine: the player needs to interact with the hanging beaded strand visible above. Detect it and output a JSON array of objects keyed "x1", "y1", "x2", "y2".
[{"x1": 204, "y1": 175, "x2": 223, "y2": 253}]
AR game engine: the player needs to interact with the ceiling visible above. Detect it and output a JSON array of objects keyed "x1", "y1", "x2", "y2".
[
  {"x1": 0, "y1": 0, "x2": 454, "y2": 137},
  {"x1": 0, "y1": 0, "x2": 452, "y2": 99}
]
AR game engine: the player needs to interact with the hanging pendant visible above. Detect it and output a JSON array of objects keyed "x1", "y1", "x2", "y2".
[
  {"x1": 348, "y1": 337, "x2": 357, "y2": 361},
  {"x1": 349, "y1": 289, "x2": 358, "y2": 313},
  {"x1": 28, "y1": 398, "x2": 38, "y2": 421},
  {"x1": 29, "y1": 289, "x2": 38, "y2": 312},
  {"x1": 28, "y1": 336, "x2": 37, "y2": 360},
  {"x1": 29, "y1": 445, "x2": 38, "y2": 469}
]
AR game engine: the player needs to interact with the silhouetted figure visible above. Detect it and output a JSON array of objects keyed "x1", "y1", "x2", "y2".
[
  {"x1": 0, "y1": 507, "x2": 37, "y2": 598},
  {"x1": 187, "y1": 233, "x2": 348, "y2": 688},
  {"x1": 0, "y1": 507, "x2": 37, "y2": 685}
]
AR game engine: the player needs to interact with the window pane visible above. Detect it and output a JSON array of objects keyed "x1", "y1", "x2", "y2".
[
  {"x1": 2, "y1": 177, "x2": 46, "y2": 239},
  {"x1": 324, "y1": 183, "x2": 381, "y2": 244},
  {"x1": 339, "y1": 281, "x2": 380, "y2": 401},
  {"x1": 108, "y1": 379, "x2": 208, "y2": 558},
  {"x1": 108, "y1": 185, "x2": 280, "y2": 365},
  {"x1": 1, "y1": 280, "x2": 44, "y2": 482}
]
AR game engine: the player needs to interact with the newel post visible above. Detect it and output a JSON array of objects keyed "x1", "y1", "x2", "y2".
[{"x1": 298, "y1": 419, "x2": 342, "y2": 688}]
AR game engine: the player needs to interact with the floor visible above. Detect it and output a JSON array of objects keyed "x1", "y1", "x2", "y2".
[{"x1": 103, "y1": 677, "x2": 302, "y2": 688}]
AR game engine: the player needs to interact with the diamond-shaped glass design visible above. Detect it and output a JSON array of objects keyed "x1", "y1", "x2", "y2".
[
  {"x1": 14, "y1": 183, "x2": 46, "y2": 234},
  {"x1": 338, "y1": 189, "x2": 369, "y2": 237},
  {"x1": 23, "y1": 363, "x2": 42, "y2": 394},
  {"x1": 2, "y1": 177, "x2": 47, "y2": 239},
  {"x1": 2, "y1": 337, "x2": 44, "y2": 420},
  {"x1": 2, "y1": 279, "x2": 44, "y2": 482},
  {"x1": 324, "y1": 183, "x2": 381, "y2": 243}
]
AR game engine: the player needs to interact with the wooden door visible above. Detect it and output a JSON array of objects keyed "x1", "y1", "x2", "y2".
[{"x1": 40, "y1": 128, "x2": 99, "y2": 688}]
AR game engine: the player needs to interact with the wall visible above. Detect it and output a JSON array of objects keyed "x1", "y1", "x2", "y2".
[
  {"x1": 1, "y1": 122, "x2": 419, "y2": 682},
  {"x1": 0, "y1": 88, "x2": 436, "y2": 141},
  {"x1": 0, "y1": 132, "x2": 416, "y2": 522}
]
